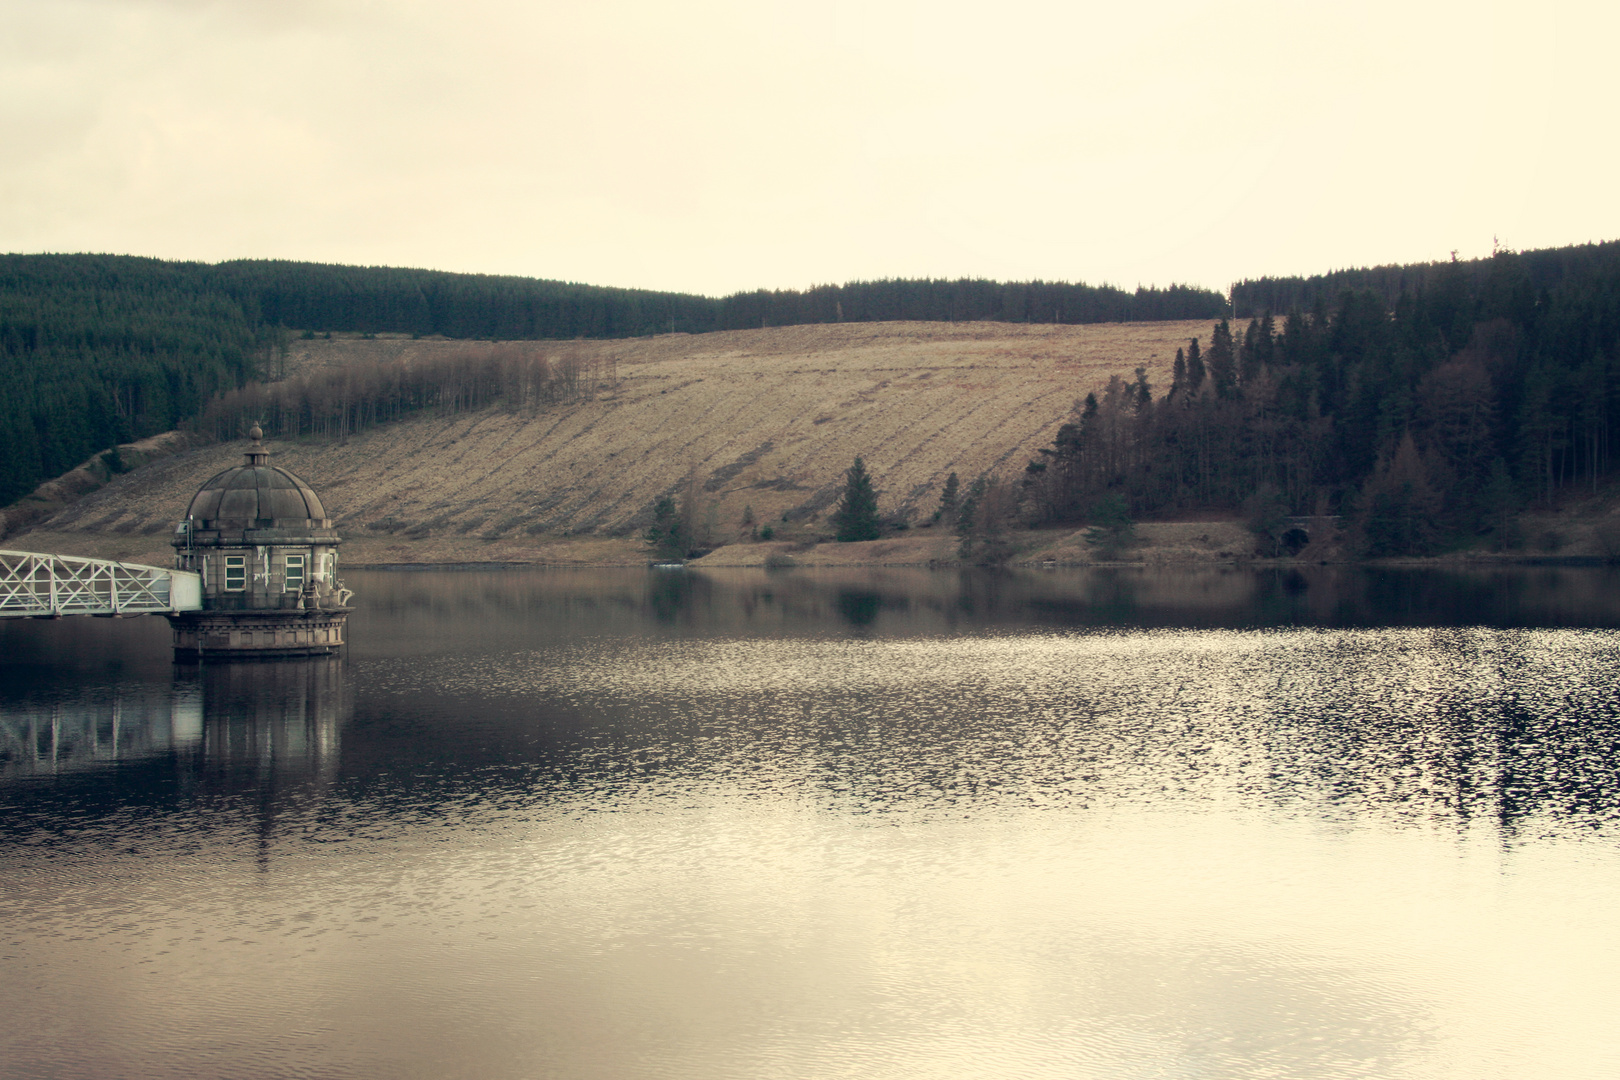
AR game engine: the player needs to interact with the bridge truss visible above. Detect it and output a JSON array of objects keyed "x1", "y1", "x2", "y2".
[{"x1": 0, "y1": 551, "x2": 202, "y2": 618}]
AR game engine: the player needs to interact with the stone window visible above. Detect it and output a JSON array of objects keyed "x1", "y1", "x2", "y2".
[
  {"x1": 285, "y1": 554, "x2": 306, "y2": 592},
  {"x1": 224, "y1": 555, "x2": 246, "y2": 591}
]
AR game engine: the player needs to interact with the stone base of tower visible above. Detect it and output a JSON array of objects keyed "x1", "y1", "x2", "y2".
[{"x1": 168, "y1": 609, "x2": 351, "y2": 660}]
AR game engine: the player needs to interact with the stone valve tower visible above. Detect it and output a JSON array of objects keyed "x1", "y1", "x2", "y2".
[{"x1": 168, "y1": 426, "x2": 353, "y2": 659}]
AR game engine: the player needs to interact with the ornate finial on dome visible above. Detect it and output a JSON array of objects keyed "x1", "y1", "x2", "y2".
[{"x1": 245, "y1": 424, "x2": 269, "y2": 466}]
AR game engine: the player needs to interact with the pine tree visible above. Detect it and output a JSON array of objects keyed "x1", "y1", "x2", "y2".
[
  {"x1": 1207, "y1": 319, "x2": 1238, "y2": 399},
  {"x1": 1477, "y1": 457, "x2": 1523, "y2": 551},
  {"x1": 1240, "y1": 319, "x2": 1265, "y2": 384},
  {"x1": 1356, "y1": 432, "x2": 1443, "y2": 555},
  {"x1": 955, "y1": 474, "x2": 987, "y2": 558},
  {"x1": 1132, "y1": 366, "x2": 1153, "y2": 413},
  {"x1": 833, "y1": 456, "x2": 881, "y2": 542},
  {"x1": 1257, "y1": 313, "x2": 1277, "y2": 370},
  {"x1": 933, "y1": 471, "x2": 960, "y2": 526},
  {"x1": 644, "y1": 495, "x2": 687, "y2": 560}
]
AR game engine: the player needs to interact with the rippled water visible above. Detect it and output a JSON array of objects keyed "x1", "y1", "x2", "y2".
[{"x1": 4, "y1": 566, "x2": 1620, "y2": 1079}]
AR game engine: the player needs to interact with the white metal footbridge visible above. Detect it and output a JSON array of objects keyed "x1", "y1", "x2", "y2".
[{"x1": 0, "y1": 551, "x2": 202, "y2": 618}]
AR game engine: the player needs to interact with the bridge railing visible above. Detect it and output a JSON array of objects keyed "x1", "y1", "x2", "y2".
[{"x1": 0, "y1": 551, "x2": 203, "y2": 618}]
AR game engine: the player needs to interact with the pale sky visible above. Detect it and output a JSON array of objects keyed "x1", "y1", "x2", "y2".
[{"x1": 3, "y1": 0, "x2": 1616, "y2": 297}]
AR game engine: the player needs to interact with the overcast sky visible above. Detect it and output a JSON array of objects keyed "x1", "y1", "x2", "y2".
[{"x1": 3, "y1": 0, "x2": 1615, "y2": 297}]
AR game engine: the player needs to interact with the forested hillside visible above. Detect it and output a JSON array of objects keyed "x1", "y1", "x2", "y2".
[
  {"x1": 0, "y1": 253, "x2": 1225, "y2": 505},
  {"x1": 9, "y1": 242, "x2": 1620, "y2": 558},
  {"x1": 0, "y1": 257, "x2": 269, "y2": 505},
  {"x1": 1026, "y1": 242, "x2": 1620, "y2": 555}
]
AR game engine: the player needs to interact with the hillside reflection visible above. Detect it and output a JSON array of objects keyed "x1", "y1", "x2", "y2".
[
  {"x1": 348, "y1": 564, "x2": 1620, "y2": 649},
  {"x1": 5, "y1": 565, "x2": 1620, "y2": 840}
]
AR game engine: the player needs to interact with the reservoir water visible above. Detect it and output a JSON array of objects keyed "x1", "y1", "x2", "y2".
[{"x1": 4, "y1": 565, "x2": 1620, "y2": 1079}]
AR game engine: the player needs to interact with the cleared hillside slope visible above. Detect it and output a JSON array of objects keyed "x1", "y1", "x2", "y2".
[{"x1": 18, "y1": 319, "x2": 1205, "y2": 564}]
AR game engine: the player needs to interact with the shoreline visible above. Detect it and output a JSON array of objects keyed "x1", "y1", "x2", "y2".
[
  {"x1": 14, "y1": 521, "x2": 1619, "y2": 572},
  {"x1": 338, "y1": 554, "x2": 1620, "y2": 570},
  {"x1": 14, "y1": 513, "x2": 1619, "y2": 573}
]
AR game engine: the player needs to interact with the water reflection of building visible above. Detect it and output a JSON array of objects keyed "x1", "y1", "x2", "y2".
[
  {"x1": 0, "y1": 659, "x2": 350, "y2": 782},
  {"x1": 194, "y1": 659, "x2": 349, "y2": 783}
]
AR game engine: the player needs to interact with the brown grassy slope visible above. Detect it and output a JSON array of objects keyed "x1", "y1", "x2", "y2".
[
  {"x1": 0, "y1": 430, "x2": 192, "y2": 541},
  {"x1": 17, "y1": 320, "x2": 1204, "y2": 564}
]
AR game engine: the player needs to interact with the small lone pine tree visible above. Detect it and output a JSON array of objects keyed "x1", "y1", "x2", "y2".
[
  {"x1": 955, "y1": 474, "x2": 986, "y2": 556},
  {"x1": 645, "y1": 495, "x2": 687, "y2": 560},
  {"x1": 833, "y1": 456, "x2": 881, "y2": 542}
]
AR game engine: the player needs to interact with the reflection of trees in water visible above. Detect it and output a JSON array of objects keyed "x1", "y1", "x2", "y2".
[
  {"x1": 646, "y1": 574, "x2": 914, "y2": 631},
  {"x1": 949, "y1": 568, "x2": 1016, "y2": 623},
  {"x1": 1243, "y1": 629, "x2": 1620, "y2": 834},
  {"x1": 1481, "y1": 635, "x2": 1620, "y2": 836},
  {"x1": 345, "y1": 566, "x2": 1620, "y2": 650},
  {"x1": 1081, "y1": 568, "x2": 1141, "y2": 622},
  {"x1": 1338, "y1": 568, "x2": 1610, "y2": 626},
  {"x1": 646, "y1": 569, "x2": 715, "y2": 623},
  {"x1": 1360, "y1": 570, "x2": 1496, "y2": 624},
  {"x1": 835, "y1": 590, "x2": 881, "y2": 627},
  {"x1": 1246, "y1": 569, "x2": 1312, "y2": 625}
]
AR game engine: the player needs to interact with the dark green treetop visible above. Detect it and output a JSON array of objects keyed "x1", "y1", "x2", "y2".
[
  {"x1": 644, "y1": 495, "x2": 687, "y2": 560},
  {"x1": 833, "y1": 456, "x2": 881, "y2": 542},
  {"x1": 933, "y1": 471, "x2": 960, "y2": 526}
]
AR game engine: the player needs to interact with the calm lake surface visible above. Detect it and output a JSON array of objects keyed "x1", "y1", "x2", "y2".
[{"x1": 4, "y1": 565, "x2": 1620, "y2": 1080}]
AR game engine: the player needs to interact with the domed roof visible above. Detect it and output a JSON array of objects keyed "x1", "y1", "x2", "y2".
[{"x1": 186, "y1": 427, "x2": 329, "y2": 528}]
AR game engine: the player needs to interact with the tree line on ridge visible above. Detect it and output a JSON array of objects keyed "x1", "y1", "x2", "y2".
[{"x1": 0, "y1": 253, "x2": 1224, "y2": 505}]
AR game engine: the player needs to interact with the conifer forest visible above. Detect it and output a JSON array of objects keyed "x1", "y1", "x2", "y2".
[{"x1": 1021, "y1": 241, "x2": 1620, "y2": 553}]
